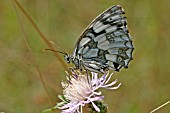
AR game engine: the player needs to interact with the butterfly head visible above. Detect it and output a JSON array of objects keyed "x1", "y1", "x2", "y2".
[
  {"x1": 64, "y1": 55, "x2": 73, "y2": 64},
  {"x1": 64, "y1": 55, "x2": 80, "y2": 69}
]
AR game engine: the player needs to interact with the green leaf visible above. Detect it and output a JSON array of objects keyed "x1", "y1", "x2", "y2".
[{"x1": 88, "y1": 101, "x2": 108, "y2": 113}]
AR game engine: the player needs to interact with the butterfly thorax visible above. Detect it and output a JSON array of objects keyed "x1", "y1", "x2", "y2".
[{"x1": 64, "y1": 55, "x2": 82, "y2": 70}]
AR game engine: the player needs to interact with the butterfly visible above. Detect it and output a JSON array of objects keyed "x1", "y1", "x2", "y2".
[{"x1": 64, "y1": 5, "x2": 134, "y2": 73}]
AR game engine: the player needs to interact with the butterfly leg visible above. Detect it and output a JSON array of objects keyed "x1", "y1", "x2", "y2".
[{"x1": 67, "y1": 67, "x2": 79, "y2": 78}]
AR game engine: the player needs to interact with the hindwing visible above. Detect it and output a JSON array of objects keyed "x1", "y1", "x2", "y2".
[{"x1": 72, "y1": 5, "x2": 134, "y2": 72}]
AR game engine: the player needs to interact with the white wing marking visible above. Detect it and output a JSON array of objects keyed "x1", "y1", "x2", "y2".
[
  {"x1": 105, "y1": 54, "x2": 117, "y2": 62},
  {"x1": 82, "y1": 46, "x2": 89, "y2": 54},
  {"x1": 105, "y1": 26, "x2": 117, "y2": 33},
  {"x1": 125, "y1": 48, "x2": 133, "y2": 58},
  {"x1": 106, "y1": 61, "x2": 116, "y2": 70},
  {"x1": 79, "y1": 37, "x2": 91, "y2": 47},
  {"x1": 78, "y1": 47, "x2": 84, "y2": 54},
  {"x1": 78, "y1": 46, "x2": 90, "y2": 55},
  {"x1": 108, "y1": 48, "x2": 120, "y2": 54},
  {"x1": 121, "y1": 35, "x2": 131, "y2": 41},
  {"x1": 98, "y1": 36, "x2": 107, "y2": 44},
  {"x1": 113, "y1": 30, "x2": 125, "y2": 36},
  {"x1": 98, "y1": 41, "x2": 128, "y2": 50},
  {"x1": 83, "y1": 49, "x2": 99, "y2": 58},
  {"x1": 103, "y1": 13, "x2": 111, "y2": 19},
  {"x1": 89, "y1": 64, "x2": 100, "y2": 69},
  {"x1": 94, "y1": 24, "x2": 110, "y2": 33},
  {"x1": 125, "y1": 41, "x2": 133, "y2": 48},
  {"x1": 124, "y1": 59, "x2": 131, "y2": 67},
  {"x1": 106, "y1": 15, "x2": 122, "y2": 22},
  {"x1": 93, "y1": 21, "x2": 104, "y2": 30},
  {"x1": 94, "y1": 34, "x2": 105, "y2": 42},
  {"x1": 86, "y1": 32, "x2": 95, "y2": 39}
]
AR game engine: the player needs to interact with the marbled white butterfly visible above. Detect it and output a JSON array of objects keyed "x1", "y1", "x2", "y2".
[{"x1": 64, "y1": 5, "x2": 134, "y2": 73}]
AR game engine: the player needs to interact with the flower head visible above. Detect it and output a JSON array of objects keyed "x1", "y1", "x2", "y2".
[
  {"x1": 43, "y1": 71, "x2": 121, "y2": 113},
  {"x1": 59, "y1": 71, "x2": 121, "y2": 113}
]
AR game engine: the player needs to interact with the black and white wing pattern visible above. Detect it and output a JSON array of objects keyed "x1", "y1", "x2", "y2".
[{"x1": 70, "y1": 5, "x2": 134, "y2": 73}]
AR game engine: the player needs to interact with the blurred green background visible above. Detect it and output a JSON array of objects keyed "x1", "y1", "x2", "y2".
[{"x1": 0, "y1": 0, "x2": 170, "y2": 113}]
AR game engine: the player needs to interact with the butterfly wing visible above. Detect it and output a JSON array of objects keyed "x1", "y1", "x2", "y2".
[{"x1": 72, "y1": 5, "x2": 134, "y2": 73}]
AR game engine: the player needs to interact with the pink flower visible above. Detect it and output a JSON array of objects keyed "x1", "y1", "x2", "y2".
[{"x1": 57, "y1": 71, "x2": 121, "y2": 113}]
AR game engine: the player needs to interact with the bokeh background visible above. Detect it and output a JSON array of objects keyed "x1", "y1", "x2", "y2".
[{"x1": 0, "y1": 0, "x2": 170, "y2": 113}]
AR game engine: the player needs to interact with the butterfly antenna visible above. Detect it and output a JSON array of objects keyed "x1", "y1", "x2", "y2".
[
  {"x1": 43, "y1": 49, "x2": 68, "y2": 55},
  {"x1": 49, "y1": 41, "x2": 68, "y2": 55}
]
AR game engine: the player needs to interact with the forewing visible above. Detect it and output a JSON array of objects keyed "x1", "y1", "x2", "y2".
[{"x1": 73, "y1": 5, "x2": 134, "y2": 71}]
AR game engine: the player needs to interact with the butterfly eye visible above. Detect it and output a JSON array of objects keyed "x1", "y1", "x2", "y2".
[
  {"x1": 64, "y1": 56, "x2": 70, "y2": 63},
  {"x1": 67, "y1": 58, "x2": 70, "y2": 63}
]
